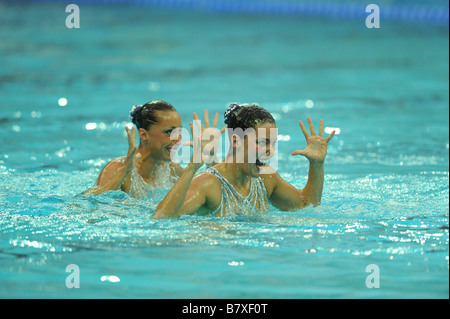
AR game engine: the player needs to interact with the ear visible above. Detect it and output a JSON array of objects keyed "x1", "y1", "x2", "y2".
[{"x1": 138, "y1": 128, "x2": 148, "y2": 142}]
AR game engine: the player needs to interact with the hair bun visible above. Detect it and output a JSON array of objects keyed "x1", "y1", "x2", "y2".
[
  {"x1": 224, "y1": 103, "x2": 242, "y2": 125},
  {"x1": 129, "y1": 104, "x2": 143, "y2": 124}
]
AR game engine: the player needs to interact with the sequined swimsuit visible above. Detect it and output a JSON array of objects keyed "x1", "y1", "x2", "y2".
[
  {"x1": 206, "y1": 167, "x2": 270, "y2": 217},
  {"x1": 109, "y1": 156, "x2": 178, "y2": 199}
]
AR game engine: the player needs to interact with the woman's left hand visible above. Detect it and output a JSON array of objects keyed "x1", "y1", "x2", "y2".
[{"x1": 291, "y1": 118, "x2": 335, "y2": 164}]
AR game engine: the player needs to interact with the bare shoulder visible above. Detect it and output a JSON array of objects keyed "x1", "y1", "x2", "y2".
[
  {"x1": 260, "y1": 169, "x2": 284, "y2": 197},
  {"x1": 191, "y1": 170, "x2": 222, "y2": 210},
  {"x1": 99, "y1": 158, "x2": 125, "y2": 175},
  {"x1": 96, "y1": 158, "x2": 127, "y2": 186},
  {"x1": 192, "y1": 170, "x2": 221, "y2": 191}
]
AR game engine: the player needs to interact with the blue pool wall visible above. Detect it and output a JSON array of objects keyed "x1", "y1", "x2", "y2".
[{"x1": 18, "y1": 0, "x2": 450, "y2": 25}]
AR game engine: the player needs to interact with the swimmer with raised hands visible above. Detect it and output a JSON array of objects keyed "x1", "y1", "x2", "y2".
[
  {"x1": 84, "y1": 100, "x2": 223, "y2": 199},
  {"x1": 153, "y1": 103, "x2": 335, "y2": 219}
]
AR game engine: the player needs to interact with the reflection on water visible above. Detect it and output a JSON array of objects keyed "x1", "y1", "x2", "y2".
[
  {"x1": 0, "y1": 159, "x2": 448, "y2": 298},
  {"x1": 0, "y1": 2, "x2": 448, "y2": 298}
]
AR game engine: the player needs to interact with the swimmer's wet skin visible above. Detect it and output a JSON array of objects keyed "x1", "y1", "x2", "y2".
[
  {"x1": 153, "y1": 104, "x2": 335, "y2": 219},
  {"x1": 83, "y1": 101, "x2": 223, "y2": 199}
]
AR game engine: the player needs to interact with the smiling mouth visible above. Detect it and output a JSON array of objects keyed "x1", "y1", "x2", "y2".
[
  {"x1": 166, "y1": 143, "x2": 180, "y2": 153},
  {"x1": 255, "y1": 158, "x2": 267, "y2": 169}
]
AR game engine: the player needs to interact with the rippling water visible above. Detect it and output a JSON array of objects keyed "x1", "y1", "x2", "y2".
[
  {"x1": 1, "y1": 167, "x2": 447, "y2": 298},
  {"x1": 0, "y1": 1, "x2": 448, "y2": 298}
]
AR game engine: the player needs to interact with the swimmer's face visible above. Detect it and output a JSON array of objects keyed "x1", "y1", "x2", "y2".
[
  {"x1": 139, "y1": 111, "x2": 182, "y2": 161},
  {"x1": 235, "y1": 122, "x2": 277, "y2": 177}
]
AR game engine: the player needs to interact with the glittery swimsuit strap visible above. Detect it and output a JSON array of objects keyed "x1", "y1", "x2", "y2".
[
  {"x1": 206, "y1": 167, "x2": 269, "y2": 217},
  {"x1": 109, "y1": 156, "x2": 177, "y2": 199}
]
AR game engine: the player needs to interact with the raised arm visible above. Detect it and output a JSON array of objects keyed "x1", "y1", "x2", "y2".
[
  {"x1": 265, "y1": 118, "x2": 335, "y2": 210},
  {"x1": 153, "y1": 119, "x2": 210, "y2": 219},
  {"x1": 83, "y1": 126, "x2": 138, "y2": 195}
]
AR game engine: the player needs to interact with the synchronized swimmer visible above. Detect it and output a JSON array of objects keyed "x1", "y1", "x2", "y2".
[
  {"x1": 153, "y1": 103, "x2": 335, "y2": 219},
  {"x1": 84, "y1": 100, "x2": 335, "y2": 217},
  {"x1": 83, "y1": 100, "x2": 223, "y2": 199}
]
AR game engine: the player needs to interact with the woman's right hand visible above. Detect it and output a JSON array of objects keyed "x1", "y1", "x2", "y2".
[{"x1": 124, "y1": 126, "x2": 138, "y2": 172}]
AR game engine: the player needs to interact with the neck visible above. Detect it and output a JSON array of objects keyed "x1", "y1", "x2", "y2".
[
  {"x1": 136, "y1": 145, "x2": 165, "y2": 181},
  {"x1": 222, "y1": 153, "x2": 251, "y2": 188}
]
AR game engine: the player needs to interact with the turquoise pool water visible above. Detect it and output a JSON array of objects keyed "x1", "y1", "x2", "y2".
[{"x1": 0, "y1": 1, "x2": 448, "y2": 298}]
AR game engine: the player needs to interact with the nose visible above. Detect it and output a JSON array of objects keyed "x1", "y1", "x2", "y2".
[
  {"x1": 265, "y1": 143, "x2": 276, "y2": 158},
  {"x1": 171, "y1": 136, "x2": 181, "y2": 148},
  {"x1": 170, "y1": 129, "x2": 182, "y2": 143},
  {"x1": 257, "y1": 144, "x2": 274, "y2": 161}
]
